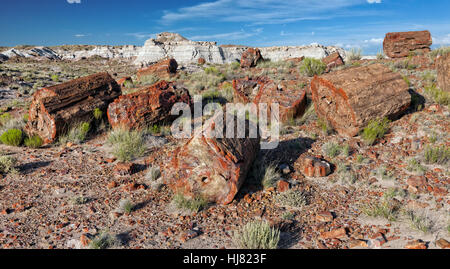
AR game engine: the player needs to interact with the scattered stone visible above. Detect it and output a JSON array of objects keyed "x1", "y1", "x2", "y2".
[
  {"x1": 299, "y1": 156, "x2": 331, "y2": 178},
  {"x1": 277, "y1": 180, "x2": 290, "y2": 192},
  {"x1": 198, "y1": 58, "x2": 206, "y2": 65},
  {"x1": 240, "y1": 48, "x2": 262, "y2": 68},
  {"x1": 322, "y1": 52, "x2": 344, "y2": 72},
  {"x1": 349, "y1": 239, "x2": 369, "y2": 248},
  {"x1": 436, "y1": 238, "x2": 450, "y2": 249},
  {"x1": 310, "y1": 63, "x2": 411, "y2": 137},
  {"x1": 405, "y1": 239, "x2": 427, "y2": 249},
  {"x1": 320, "y1": 228, "x2": 347, "y2": 239},
  {"x1": 113, "y1": 162, "x2": 137, "y2": 176},
  {"x1": 383, "y1": 30, "x2": 432, "y2": 58},
  {"x1": 315, "y1": 211, "x2": 334, "y2": 223}
]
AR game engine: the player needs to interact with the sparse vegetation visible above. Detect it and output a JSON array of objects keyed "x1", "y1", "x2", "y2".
[
  {"x1": 261, "y1": 164, "x2": 280, "y2": 189},
  {"x1": 173, "y1": 193, "x2": 208, "y2": 213},
  {"x1": 89, "y1": 232, "x2": 117, "y2": 249},
  {"x1": 107, "y1": 127, "x2": 146, "y2": 162},
  {"x1": 317, "y1": 118, "x2": 333, "y2": 135},
  {"x1": 0, "y1": 155, "x2": 17, "y2": 174},
  {"x1": 59, "y1": 122, "x2": 90, "y2": 145},
  {"x1": 24, "y1": 135, "x2": 43, "y2": 148},
  {"x1": 361, "y1": 117, "x2": 390, "y2": 145},
  {"x1": 424, "y1": 145, "x2": 450, "y2": 165},
  {"x1": 424, "y1": 84, "x2": 449, "y2": 106},
  {"x1": 233, "y1": 220, "x2": 280, "y2": 249},
  {"x1": 118, "y1": 199, "x2": 134, "y2": 214},
  {"x1": 361, "y1": 192, "x2": 400, "y2": 221},
  {"x1": 347, "y1": 48, "x2": 362, "y2": 61},
  {"x1": 0, "y1": 129, "x2": 23, "y2": 146},
  {"x1": 406, "y1": 158, "x2": 427, "y2": 175},
  {"x1": 405, "y1": 210, "x2": 434, "y2": 234},
  {"x1": 337, "y1": 164, "x2": 358, "y2": 184},
  {"x1": 146, "y1": 165, "x2": 161, "y2": 181},
  {"x1": 93, "y1": 108, "x2": 103, "y2": 120},
  {"x1": 275, "y1": 189, "x2": 307, "y2": 209},
  {"x1": 71, "y1": 195, "x2": 90, "y2": 205},
  {"x1": 429, "y1": 46, "x2": 450, "y2": 58},
  {"x1": 322, "y1": 142, "x2": 349, "y2": 158},
  {"x1": 300, "y1": 57, "x2": 326, "y2": 77}
]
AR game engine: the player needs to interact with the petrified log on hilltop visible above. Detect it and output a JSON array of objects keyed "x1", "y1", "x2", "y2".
[
  {"x1": 310, "y1": 63, "x2": 411, "y2": 137},
  {"x1": 232, "y1": 77, "x2": 307, "y2": 123},
  {"x1": 136, "y1": 58, "x2": 178, "y2": 81},
  {"x1": 107, "y1": 80, "x2": 191, "y2": 130},
  {"x1": 383, "y1": 30, "x2": 432, "y2": 58},
  {"x1": 436, "y1": 53, "x2": 450, "y2": 92},
  {"x1": 26, "y1": 72, "x2": 121, "y2": 143},
  {"x1": 240, "y1": 48, "x2": 263, "y2": 68},
  {"x1": 164, "y1": 112, "x2": 260, "y2": 205}
]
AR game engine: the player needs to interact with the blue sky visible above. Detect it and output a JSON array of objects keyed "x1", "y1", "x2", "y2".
[{"x1": 1, "y1": 0, "x2": 449, "y2": 54}]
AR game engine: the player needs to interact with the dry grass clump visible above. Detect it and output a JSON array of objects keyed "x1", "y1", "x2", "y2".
[
  {"x1": 106, "y1": 127, "x2": 146, "y2": 162},
  {"x1": 233, "y1": 220, "x2": 280, "y2": 249}
]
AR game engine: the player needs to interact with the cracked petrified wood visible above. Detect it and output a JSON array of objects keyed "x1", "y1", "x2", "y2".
[
  {"x1": 164, "y1": 112, "x2": 260, "y2": 205},
  {"x1": 436, "y1": 53, "x2": 450, "y2": 92},
  {"x1": 383, "y1": 30, "x2": 432, "y2": 58},
  {"x1": 26, "y1": 72, "x2": 121, "y2": 143},
  {"x1": 232, "y1": 77, "x2": 307, "y2": 123},
  {"x1": 310, "y1": 63, "x2": 411, "y2": 137},
  {"x1": 136, "y1": 58, "x2": 178, "y2": 81},
  {"x1": 240, "y1": 48, "x2": 263, "y2": 68},
  {"x1": 322, "y1": 52, "x2": 345, "y2": 72},
  {"x1": 107, "y1": 80, "x2": 191, "y2": 130}
]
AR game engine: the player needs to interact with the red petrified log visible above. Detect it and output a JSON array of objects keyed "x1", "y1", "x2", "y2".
[
  {"x1": 310, "y1": 63, "x2": 411, "y2": 137},
  {"x1": 232, "y1": 77, "x2": 307, "y2": 123},
  {"x1": 436, "y1": 53, "x2": 450, "y2": 92},
  {"x1": 164, "y1": 112, "x2": 260, "y2": 205},
  {"x1": 322, "y1": 52, "x2": 345, "y2": 72},
  {"x1": 107, "y1": 81, "x2": 191, "y2": 130},
  {"x1": 240, "y1": 48, "x2": 263, "y2": 68},
  {"x1": 26, "y1": 72, "x2": 121, "y2": 143},
  {"x1": 136, "y1": 58, "x2": 178, "y2": 81},
  {"x1": 383, "y1": 30, "x2": 432, "y2": 58}
]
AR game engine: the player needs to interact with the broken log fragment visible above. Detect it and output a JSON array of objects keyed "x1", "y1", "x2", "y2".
[
  {"x1": 310, "y1": 63, "x2": 411, "y2": 137},
  {"x1": 383, "y1": 30, "x2": 432, "y2": 58},
  {"x1": 26, "y1": 72, "x2": 121, "y2": 143},
  {"x1": 107, "y1": 80, "x2": 191, "y2": 130},
  {"x1": 136, "y1": 58, "x2": 178, "y2": 81},
  {"x1": 164, "y1": 112, "x2": 261, "y2": 205}
]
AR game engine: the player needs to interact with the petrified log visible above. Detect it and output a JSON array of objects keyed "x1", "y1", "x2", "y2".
[
  {"x1": 137, "y1": 58, "x2": 178, "y2": 81},
  {"x1": 26, "y1": 72, "x2": 121, "y2": 143},
  {"x1": 322, "y1": 52, "x2": 344, "y2": 72},
  {"x1": 232, "y1": 77, "x2": 307, "y2": 123},
  {"x1": 310, "y1": 63, "x2": 411, "y2": 137},
  {"x1": 107, "y1": 80, "x2": 191, "y2": 130},
  {"x1": 164, "y1": 112, "x2": 260, "y2": 205},
  {"x1": 436, "y1": 53, "x2": 450, "y2": 92},
  {"x1": 383, "y1": 30, "x2": 432, "y2": 58},
  {"x1": 240, "y1": 48, "x2": 263, "y2": 68}
]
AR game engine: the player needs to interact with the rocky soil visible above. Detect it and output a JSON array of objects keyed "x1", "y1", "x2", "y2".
[{"x1": 0, "y1": 47, "x2": 449, "y2": 249}]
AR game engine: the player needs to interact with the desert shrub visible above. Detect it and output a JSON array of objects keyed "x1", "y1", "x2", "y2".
[
  {"x1": 24, "y1": 135, "x2": 43, "y2": 148},
  {"x1": 59, "y1": 122, "x2": 90, "y2": 145},
  {"x1": 0, "y1": 155, "x2": 17, "y2": 174},
  {"x1": 429, "y1": 46, "x2": 450, "y2": 58},
  {"x1": 406, "y1": 158, "x2": 427, "y2": 175},
  {"x1": 138, "y1": 74, "x2": 160, "y2": 86},
  {"x1": 372, "y1": 165, "x2": 395, "y2": 181},
  {"x1": 347, "y1": 48, "x2": 362, "y2": 61},
  {"x1": 405, "y1": 210, "x2": 434, "y2": 234},
  {"x1": 146, "y1": 165, "x2": 161, "y2": 181},
  {"x1": 89, "y1": 232, "x2": 117, "y2": 249},
  {"x1": 106, "y1": 128, "x2": 145, "y2": 162},
  {"x1": 71, "y1": 195, "x2": 90, "y2": 205},
  {"x1": 317, "y1": 118, "x2": 332, "y2": 135},
  {"x1": 0, "y1": 129, "x2": 23, "y2": 146},
  {"x1": 233, "y1": 221, "x2": 280, "y2": 249},
  {"x1": 204, "y1": 66, "x2": 220, "y2": 75},
  {"x1": 337, "y1": 164, "x2": 358, "y2": 184},
  {"x1": 93, "y1": 108, "x2": 103, "y2": 120},
  {"x1": 376, "y1": 51, "x2": 385, "y2": 60},
  {"x1": 230, "y1": 61, "x2": 241, "y2": 70},
  {"x1": 322, "y1": 142, "x2": 349, "y2": 158},
  {"x1": 361, "y1": 193, "x2": 400, "y2": 221},
  {"x1": 275, "y1": 189, "x2": 307, "y2": 209},
  {"x1": 0, "y1": 113, "x2": 12, "y2": 125},
  {"x1": 300, "y1": 58, "x2": 326, "y2": 77},
  {"x1": 173, "y1": 193, "x2": 208, "y2": 213},
  {"x1": 424, "y1": 145, "x2": 450, "y2": 165},
  {"x1": 361, "y1": 117, "x2": 390, "y2": 145},
  {"x1": 51, "y1": 74, "x2": 59, "y2": 82},
  {"x1": 118, "y1": 199, "x2": 134, "y2": 214},
  {"x1": 424, "y1": 84, "x2": 449, "y2": 106},
  {"x1": 261, "y1": 164, "x2": 281, "y2": 189}
]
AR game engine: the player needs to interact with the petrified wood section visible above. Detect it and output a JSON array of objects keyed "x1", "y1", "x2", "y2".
[
  {"x1": 107, "y1": 81, "x2": 191, "y2": 130},
  {"x1": 240, "y1": 48, "x2": 263, "y2": 68},
  {"x1": 310, "y1": 63, "x2": 411, "y2": 137},
  {"x1": 436, "y1": 53, "x2": 450, "y2": 92},
  {"x1": 383, "y1": 31, "x2": 432, "y2": 58},
  {"x1": 232, "y1": 77, "x2": 307, "y2": 123},
  {"x1": 136, "y1": 58, "x2": 178, "y2": 80},
  {"x1": 26, "y1": 72, "x2": 121, "y2": 143},
  {"x1": 300, "y1": 156, "x2": 331, "y2": 178},
  {"x1": 164, "y1": 112, "x2": 260, "y2": 205},
  {"x1": 322, "y1": 52, "x2": 344, "y2": 72}
]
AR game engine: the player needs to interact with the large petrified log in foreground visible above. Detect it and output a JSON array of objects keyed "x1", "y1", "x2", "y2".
[
  {"x1": 240, "y1": 48, "x2": 263, "y2": 68},
  {"x1": 136, "y1": 58, "x2": 178, "y2": 81},
  {"x1": 107, "y1": 81, "x2": 191, "y2": 130},
  {"x1": 26, "y1": 72, "x2": 121, "y2": 143},
  {"x1": 310, "y1": 63, "x2": 411, "y2": 137},
  {"x1": 232, "y1": 77, "x2": 307, "y2": 123},
  {"x1": 436, "y1": 53, "x2": 450, "y2": 92},
  {"x1": 383, "y1": 30, "x2": 432, "y2": 58},
  {"x1": 164, "y1": 112, "x2": 260, "y2": 205}
]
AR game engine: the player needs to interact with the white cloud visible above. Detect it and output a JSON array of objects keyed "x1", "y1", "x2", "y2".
[
  {"x1": 125, "y1": 33, "x2": 157, "y2": 40},
  {"x1": 433, "y1": 34, "x2": 450, "y2": 45},
  {"x1": 367, "y1": 0, "x2": 381, "y2": 3},
  {"x1": 67, "y1": 0, "x2": 81, "y2": 3},
  {"x1": 74, "y1": 34, "x2": 86, "y2": 37},
  {"x1": 161, "y1": 0, "x2": 372, "y2": 25}
]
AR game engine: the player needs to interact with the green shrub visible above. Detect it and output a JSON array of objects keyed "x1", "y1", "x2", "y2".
[
  {"x1": 361, "y1": 194, "x2": 400, "y2": 221},
  {"x1": 0, "y1": 129, "x2": 23, "y2": 146},
  {"x1": 24, "y1": 135, "x2": 43, "y2": 148},
  {"x1": 300, "y1": 58, "x2": 326, "y2": 77},
  {"x1": 337, "y1": 164, "x2": 358, "y2": 184},
  {"x1": 424, "y1": 84, "x2": 449, "y2": 106},
  {"x1": 347, "y1": 48, "x2": 362, "y2": 61},
  {"x1": 138, "y1": 74, "x2": 160, "y2": 86},
  {"x1": 146, "y1": 165, "x2": 161, "y2": 181},
  {"x1": 261, "y1": 164, "x2": 280, "y2": 189},
  {"x1": 0, "y1": 155, "x2": 17, "y2": 174},
  {"x1": 173, "y1": 193, "x2": 208, "y2": 213},
  {"x1": 59, "y1": 122, "x2": 90, "y2": 145},
  {"x1": 406, "y1": 158, "x2": 427, "y2": 175},
  {"x1": 361, "y1": 117, "x2": 390, "y2": 145},
  {"x1": 405, "y1": 210, "x2": 433, "y2": 234},
  {"x1": 0, "y1": 113, "x2": 12, "y2": 125},
  {"x1": 204, "y1": 66, "x2": 220, "y2": 75},
  {"x1": 424, "y1": 146, "x2": 449, "y2": 165},
  {"x1": 317, "y1": 118, "x2": 332, "y2": 135},
  {"x1": 275, "y1": 189, "x2": 307, "y2": 209},
  {"x1": 51, "y1": 74, "x2": 59, "y2": 82},
  {"x1": 233, "y1": 221, "x2": 280, "y2": 249},
  {"x1": 93, "y1": 108, "x2": 103, "y2": 120},
  {"x1": 89, "y1": 232, "x2": 117, "y2": 249},
  {"x1": 107, "y1": 128, "x2": 146, "y2": 162},
  {"x1": 118, "y1": 199, "x2": 134, "y2": 214}
]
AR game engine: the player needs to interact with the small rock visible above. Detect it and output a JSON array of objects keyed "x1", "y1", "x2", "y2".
[
  {"x1": 300, "y1": 156, "x2": 331, "y2": 178},
  {"x1": 277, "y1": 180, "x2": 290, "y2": 192},
  {"x1": 320, "y1": 228, "x2": 347, "y2": 239},
  {"x1": 436, "y1": 238, "x2": 450, "y2": 249},
  {"x1": 405, "y1": 239, "x2": 427, "y2": 249},
  {"x1": 315, "y1": 211, "x2": 334, "y2": 223},
  {"x1": 114, "y1": 162, "x2": 136, "y2": 176}
]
